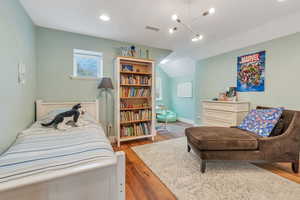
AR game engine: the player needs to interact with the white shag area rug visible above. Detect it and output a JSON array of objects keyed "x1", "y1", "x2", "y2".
[{"x1": 132, "y1": 137, "x2": 300, "y2": 200}]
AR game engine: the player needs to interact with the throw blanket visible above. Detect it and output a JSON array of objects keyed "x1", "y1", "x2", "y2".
[{"x1": 0, "y1": 118, "x2": 114, "y2": 183}]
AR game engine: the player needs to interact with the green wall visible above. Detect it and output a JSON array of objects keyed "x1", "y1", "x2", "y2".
[
  {"x1": 36, "y1": 27, "x2": 171, "y2": 135},
  {"x1": 170, "y1": 76, "x2": 196, "y2": 122},
  {"x1": 195, "y1": 32, "x2": 300, "y2": 125},
  {"x1": 0, "y1": 0, "x2": 36, "y2": 153},
  {"x1": 156, "y1": 66, "x2": 172, "y2": 108}
]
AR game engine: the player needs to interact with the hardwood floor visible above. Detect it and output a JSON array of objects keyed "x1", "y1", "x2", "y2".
[
  {"x1": 253, "y1": 162, "x2": 300, "y2": 184},
  {"x1": 114, "y1": 134, "x2": 181, "y2": 200},
  {"x1": 113, "y1": 122, "x2": 300, "y2": 200}
]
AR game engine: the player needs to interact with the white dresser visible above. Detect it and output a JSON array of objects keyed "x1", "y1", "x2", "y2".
[{"x1": 202, "y1": 101, "x2": 250, "y2": 127}]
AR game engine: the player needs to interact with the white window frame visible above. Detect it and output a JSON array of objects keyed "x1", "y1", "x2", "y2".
[
  {"x1": 156, "y1": 77, "x2": 163, "y2": 101},
  {"x1": 72, "y1": 49, "x2": 103, "y2": 80}
]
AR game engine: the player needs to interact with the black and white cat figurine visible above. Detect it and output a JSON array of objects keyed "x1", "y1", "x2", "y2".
[{"x1": 42, "y1": 104, "x2": 82, "y2": 129}]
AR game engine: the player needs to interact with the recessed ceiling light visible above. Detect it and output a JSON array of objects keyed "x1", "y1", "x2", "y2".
[
  {"x1": 171, "y1": 14, "x2": 178, "y2": 21},
  {"x1": 192, "y1": 35, "x2": 203, "y2": 42},
  {"x1": 99, "y1": 14, "x2": 110, "y2": 21},
  {"x1": 277, "y1": 0, "x2": 287, "y2": 2},
  {"x1": 160, "y1": 59, "x2": 169, "y2": 64}
]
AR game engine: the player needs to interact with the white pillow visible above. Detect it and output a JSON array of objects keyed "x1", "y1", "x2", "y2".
[{"x1": 40, "y1": 108, "x2": 70, "y2": 122}]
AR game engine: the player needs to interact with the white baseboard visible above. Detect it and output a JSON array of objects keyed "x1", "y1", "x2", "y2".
[{"x1": 177, "y1": 117, "x2": 195, "y2": 125}]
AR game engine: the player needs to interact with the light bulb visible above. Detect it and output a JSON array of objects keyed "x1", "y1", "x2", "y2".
[
  {"x1": 169, "y1": 27, "x2": 177, "y2": 34},
  {"x1": 208, "y1": 8, "x2": 215, "y2": 15},
  {"x1": 192, "y1": 35, "x2": 203, "y2": 42},
  {"x1": 171, "y1": 14, "x2": 178, "y2": 21},
  {"x1": 99, "y1": 14, "x2": 110, "y2": 21}
]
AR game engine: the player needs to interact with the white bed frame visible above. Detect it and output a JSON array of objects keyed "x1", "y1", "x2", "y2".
[{"x1": 0, "y1": 100, "x2": 125, "y2": 200}]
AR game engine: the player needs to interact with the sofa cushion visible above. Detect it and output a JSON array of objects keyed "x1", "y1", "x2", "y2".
[
  {"x1": 269, "y1": 118, "x2": 285, "y2": 137},
  {"x1": 238, "y1": 108, "x2": 284, "y2": 137},
  {"x1": 185, "y1": 127, "x2": 260, "y2": 150}
]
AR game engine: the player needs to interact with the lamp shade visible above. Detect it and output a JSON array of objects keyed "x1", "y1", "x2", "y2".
[{"x1": 98, "y1": 77, "x2": 114, "y2": 89}]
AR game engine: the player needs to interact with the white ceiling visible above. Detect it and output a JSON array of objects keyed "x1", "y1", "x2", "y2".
[{"x1": 20, "y1": 0, "x2": 300, "y2": 77}]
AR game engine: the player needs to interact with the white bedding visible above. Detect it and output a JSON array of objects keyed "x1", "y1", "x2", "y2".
[{"x1": 0, "y1": 115, "x2": 114, "y2": 183}]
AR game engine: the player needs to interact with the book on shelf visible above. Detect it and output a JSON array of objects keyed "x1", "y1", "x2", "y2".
[
  {"x1": 120, "y1": 75, "x2": 151, "y2": 85},
  {"x1": 121, "y1": 122, "x2": 151, "y2": 137},
  {"x1": 120, "y1": 110, "x2": 152, "y2": 122},
  {"x1": 120, "y1": 101, "x2": 150, "y2": 109},
  {"x1": 120, "y1": 87, "x2": 151, "y2": 97}
]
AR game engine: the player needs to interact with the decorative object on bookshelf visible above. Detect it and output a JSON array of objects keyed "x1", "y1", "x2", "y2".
[
  {"x1": 115, "y1": 57, "x2": 155, "y2": 147},
  {"x1": 119, "y1": 46, "x2": 151, "y2": 59},
  {"x1": 98, "y1": 77, "x2": 114, "y2": 137},
  {"x1": 130, "y1": 45, "x2": 136, "y2": 57}
]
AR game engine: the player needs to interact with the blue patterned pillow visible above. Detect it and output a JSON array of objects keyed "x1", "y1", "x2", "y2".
[{"x1": 238, "y1": 108, "x2": 284, "y2": 137}]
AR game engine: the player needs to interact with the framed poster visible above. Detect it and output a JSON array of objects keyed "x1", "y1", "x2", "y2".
[
  {"x1": 177, "y1": 82, "x2": 192, "y2": 98},
  {"x1": 237, "y1": 51, "x2": 265, "y2": 92}
]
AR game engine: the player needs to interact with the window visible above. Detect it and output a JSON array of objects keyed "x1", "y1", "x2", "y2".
[
  {"x1": 156, "y1": 77, "x2": 162, "y2": 100},
  {"x1": 177, "y1": 82, "x2": 193, "y2": 98},
  {"x1": 73, "y1": 49, "x2": 103, "y2": 79}
]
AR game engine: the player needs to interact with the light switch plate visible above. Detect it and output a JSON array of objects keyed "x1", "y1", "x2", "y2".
[{"x1": 18, "y1": 62, "x2": 26, "y2": 84}]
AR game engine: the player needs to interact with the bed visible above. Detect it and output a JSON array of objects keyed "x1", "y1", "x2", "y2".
[{"x1": 0, "y1": 100, "x2": 125, "y2": 200}]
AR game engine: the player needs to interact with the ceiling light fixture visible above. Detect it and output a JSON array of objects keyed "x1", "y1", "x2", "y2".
[
  {"x1": 191, "y1": 34, "x2": 203, "y2": 42},
  {"x1": 168, "y1": 8, "x2": 214, "y2": 42},
  {"x1": 99, "y1": 14, "x2": 110, "y2": 21},
  {"x1": 277, "y1": 0, "x2": 287, "y2": 2},
  {"x1": 203, "y1": 7, "x2": 216, "y2": 16}
]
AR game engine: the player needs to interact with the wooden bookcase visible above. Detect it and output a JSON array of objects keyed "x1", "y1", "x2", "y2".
[{"x1": 115, "y1": 57, "x2": 156, "y2": 147}]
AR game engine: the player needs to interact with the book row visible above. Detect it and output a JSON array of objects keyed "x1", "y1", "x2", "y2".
[
  {"x1": 120, "y1": 110, "x2": 152, "y2": 122},
  {"x1": 120, "y1": 123, "x2": 151, "y2": 137},
  {"x1": 120, "y1": 87, "x2": 151, "y2": 97},
  {"x1": 120, "y1": 75, "x2": 151, "y2": 85},
  {"x1": 120, "y1": 101, "x2": 150, "y2": 109}
]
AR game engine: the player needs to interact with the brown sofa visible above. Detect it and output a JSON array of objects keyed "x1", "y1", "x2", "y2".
[{"x1": 185, "y1": 107, "x2": 300, "y2": 173}]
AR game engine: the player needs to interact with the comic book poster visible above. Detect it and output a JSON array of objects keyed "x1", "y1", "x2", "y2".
[{"x1": 237, "y1": 51, "x2": 265, "y2": 92}]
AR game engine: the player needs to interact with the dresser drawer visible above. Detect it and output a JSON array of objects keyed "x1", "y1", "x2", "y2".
[
  {"x1": 203, "y1": 109, "x2": 236, "y2": 123},
  {"x1": 203, "y1": 102, "x2": 249, "y2": 112},
  {"x1": 201, "y1": 101, "x2": 250, "y2": 127},
  {"x1": 203, "y1": 118, "x2": 233, "y2": 127},
  {"x1": 203, "y1": 109, "x2": 248, "y2": 124}
]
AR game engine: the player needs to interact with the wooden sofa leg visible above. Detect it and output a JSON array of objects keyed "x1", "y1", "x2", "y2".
[
  {"x1": 187, "y1": 145, "x2": 191, "y2": 152},
  {"x1": 201, "y1": 160, "x2": 206, "y2": 173},
  {"x1": 292, "y1": 161, "x2": 299, "y2": 173}
]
